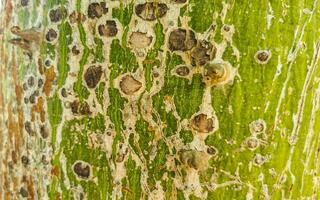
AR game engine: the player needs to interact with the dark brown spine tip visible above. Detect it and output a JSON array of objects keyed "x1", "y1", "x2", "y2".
[
  {"x1": 84, "y1": 65, "x2": 103, "y2": 89},
  {"x1": 73, "y1": 161, "x2": 91, "y2": 179}
]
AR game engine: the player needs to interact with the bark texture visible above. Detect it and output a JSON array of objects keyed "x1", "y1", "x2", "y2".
[{"x1": 1, "y1": 0, "x2": 320, "y2": 199}]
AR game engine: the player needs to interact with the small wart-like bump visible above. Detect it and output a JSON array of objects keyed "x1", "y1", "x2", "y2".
[
  {"x1": 69, "y1": 11, "x2": 86, "y2": 23},
  {"x1": 169, "y1": 28, "x2": 197, "y2": 52},
  {"x1": 223, "y1": 25, "x2": 231, "y2": 32},
  {"x1": 19, "y1": 187, "x2": 28, "y2": 197},
  {"x1": 24, "y1": 121, "x2": 34, "y2": 135},
  {"x1": 21, "y1": 0, "x2": 29, "y2": 6},
  {"x1": 203, "y1": 61, "x2": 236, "y2": 86},
  {"x1": 72, "y1": 45, "x2": 80, "y2": 55},
  {"x1": 254, "y1": 50, "x2": 271, "y2": 64},
  {"x1": 24, "y1": 97, "x2": 29, "y2": 104},
  {"x1": 21, "y1": 155, "x2": 29, "y2": 165},
  {"x1": 29, "y1": 93, "x2": 36, "y2": 104},
  {"x1": 119, "y1": 75, "x2": 142, "y2": 95},
  {"x1": 11, "y1": 26, "x2": 21, "y2": 34},
  {"x1": 23, "y1": 83, "x2": 28, "y2": 91},
  {"x1": 245, "y1": 137, "x2": 259, "y2": 150},
  {"x1": 73, "y1": 161, "x2": 91, "y2": 179},
  {"x1": 41, "y1": 155, "x2": 49, "y2": 165},
  {"x1": 80, "y1": 102, "x2": 91, "y2": 115},
  {"x1": 116, "y1": 154, "x2": 125, "y2": 163},
  {"x1": 129, "y1": 32, "x2": 153, "y2": 49},
  {"x1": 70, "y1": 100, "x2": 91, "y2": 115},
  {"x1": 49, "y1": 7, "x2": 67, "y2": 22},
  {"x1": 45, "y1": 28, "x2": 57, "y2": 42},
  {"x1": 135, "y1": 2, "x2": 168, "y2": 21},
  {"x1": 98, "y1": 20, "x2": 118, "y2": 37},
  {"x1": 40, "y1": 126, "x2": 49, "y2": 139},
  {"x1": 175, "y1": 65, "x2": 190, "y2": 76},
  {"x1": 27, "y1": 76, "x2": 34, "y2": 87},
  {"x1": 45, "y1": 60, "x2": 51, "y2": 67},
  {"x1": 87, "y1": 2, "x2": 108, "y2": 19},
  {"x1": 84, "y1": 65, "x2": 103, "y2": 89},
  {"x1": 253, "y1": 154, "x2": 266, "y2": 166},
  {"x1": 179, "y1": 150, "x2": 209, "y2": 171},
  {"x1": 191, "y1": 113, "x2": 214, "y2": 133},
  {"x1": 38, "y1": 78, "x2": 44, "y2": 88},
  {"x1": 204, "y1": 63, "x2": 225, "y2": 82},
  {"x1": 249, "y1": 119, "x2": 266, "y2": 135},
  {"x1": 61, "y1": 88, "x2": 68, "y2": 98},
  {"x1": 191, "y1": 40, "x2": 216, "y2": 66},
  {"x1": 70, "y1": 100, "x2": 79, "y2": 114},
  {"x1": 207, "y1": 146, "x2": 218, "y2": 156}
]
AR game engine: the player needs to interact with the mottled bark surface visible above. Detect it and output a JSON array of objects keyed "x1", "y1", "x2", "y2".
[{"x1": 1, "y1": 0, "x2": 320, "y2": 199}]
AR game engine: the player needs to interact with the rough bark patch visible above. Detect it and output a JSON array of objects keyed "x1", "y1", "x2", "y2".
[{"x1": 119, "y1": 75, "x2": 142, "y2": 95}]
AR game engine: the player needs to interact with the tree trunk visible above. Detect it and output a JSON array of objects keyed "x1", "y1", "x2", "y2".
[{"x1": 1, "y1": 0, "x2": 320, "y2": 199}]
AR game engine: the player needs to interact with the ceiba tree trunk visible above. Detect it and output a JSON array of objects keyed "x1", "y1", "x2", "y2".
[{"x1": 1, "y1": 0, "x2": 320, "y2": 199}]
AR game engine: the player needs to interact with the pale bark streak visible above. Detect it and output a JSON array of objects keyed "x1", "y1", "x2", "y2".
[{"x1": 273, "y1": 0, "x2": 318, "y2": 133}]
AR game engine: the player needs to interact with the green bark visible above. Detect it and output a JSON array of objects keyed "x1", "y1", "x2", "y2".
[{"x1": 1, "y1": 0, "x2": 320, "y2": 199}]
